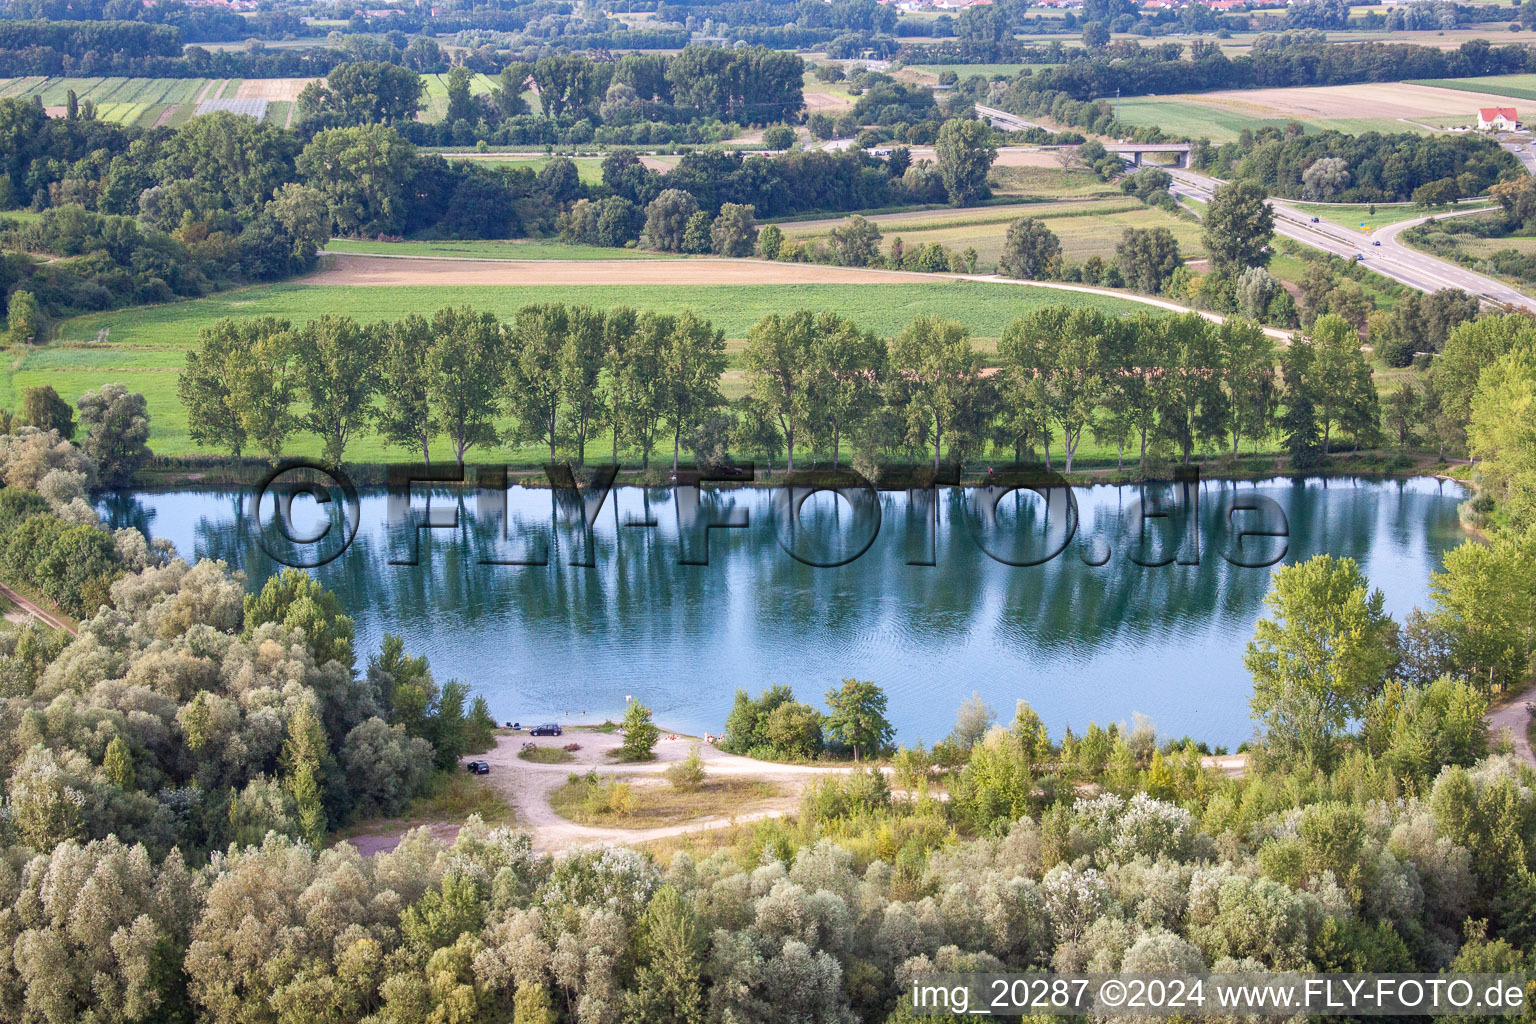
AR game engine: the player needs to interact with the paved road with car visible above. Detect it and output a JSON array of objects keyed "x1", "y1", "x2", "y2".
[{"x1": 1167, "y1": 167, "x2": 1534, "y2": 310}]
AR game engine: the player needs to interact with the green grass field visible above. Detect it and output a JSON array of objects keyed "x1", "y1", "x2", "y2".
[
  {"x1": 444, "y1": 153, "x2": 608, "y2": 183},
  {"x1": 418, "y1": 71, "x2": 500, "y2": 122},
  {"x1": 781, "y1": 200, "x2": 1203, "y2": 269},
  {"x1": 324, "y1": 239, "x2": 668, "y2": 260},
  {"x1": 990, "y1": 164, "x2": 1120, "y2": 201},
  {"x1": 1285, "y1": 202, "x2": 1471, "y2": 231},
  {"x1": 29, "y1": 279, "x2": 1148, "y2": 459},
  {"x1": 1406, "y1": 74, "x2": 1536, "y2": 102}
]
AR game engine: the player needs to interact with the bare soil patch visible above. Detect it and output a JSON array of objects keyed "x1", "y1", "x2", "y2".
[
  {"x1": 308, "y1": 254, "x2": 949, "y2": 286},
  {"x1": 236, "y1": 78, "x2": 317, "y2": 102},
  {"x1": 901, "y1": 146, "x2": 1063, "y2": 168},
  {"x1": 1190, "y1": 82, "x2": 1534, "y2": 120},
  {"x1": 804, "y1": 90, "x2": 853, "y2": 111}
]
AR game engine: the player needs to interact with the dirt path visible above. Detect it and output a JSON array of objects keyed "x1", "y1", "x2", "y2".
[
  {"x1": 348, "y1": 729, "x2": 860, "y2": 856},
  {"x1": 0, "y1": 582, "x2": 75, "y2": 634},
  {"x1": 1488, "y1": 685, "x2": 1536, "y2": 767},
  {"x1": 309, "y1": 253, "x2": 959, "y2": 286},
  {"x1": 192, "y1": 79, "x2": 221, "y2": 107}
]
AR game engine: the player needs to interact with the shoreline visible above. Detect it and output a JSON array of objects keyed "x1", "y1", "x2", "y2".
[{"x1": 130, "y1": 453, "x2": 1472, "y2": 491}]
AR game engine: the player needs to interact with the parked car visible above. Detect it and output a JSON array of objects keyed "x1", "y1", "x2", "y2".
[
  {"x1": 465, "y1": 760, "x2": 490, "y2": 774},
  {"x1": 530, "y1": 723, "x2": 563, "y2": 736}
]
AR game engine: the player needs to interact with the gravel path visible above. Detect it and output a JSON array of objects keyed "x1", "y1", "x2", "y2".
[
  {"x1": 1488, "y1": 684, "x2": 1536, "y2": 767},
  {"x1": 348, "y1": 728, "x2": 857, "y2": 856}
]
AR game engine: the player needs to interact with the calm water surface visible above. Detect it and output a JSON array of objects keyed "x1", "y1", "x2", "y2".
[{"x1": 100, "y1": 476, "x2": 1468, "y2": 746}]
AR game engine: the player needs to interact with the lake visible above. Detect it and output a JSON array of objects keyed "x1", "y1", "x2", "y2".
[{"x1": 100, "y1": 475, "x2": 1469, "y2": 747}]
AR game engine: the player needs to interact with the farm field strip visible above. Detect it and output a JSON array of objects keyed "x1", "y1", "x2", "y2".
[
  {"x1": 2, "y1": 75, "x2": 323, "y2": 124},
  {"x1": 1113, "y1": 81, "x2": 1536, "y2": 142},
  {"x1": 779, "y1": 203, "x2": 1203, "y2": 267},
  {"x1": 1406, "y1": 74, "x2": 1536, "y2": 102}
]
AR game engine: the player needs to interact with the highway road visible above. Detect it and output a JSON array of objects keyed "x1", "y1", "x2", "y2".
[
  {"x1": 1167, "y1": 168, "x2": 1534, "y2": 311},
  {"x1": 1503, "y1": 140, "x2": 1536, "y2": 177},
  {"x1": 974, "y1": 104, "x2": 1046, "y2": 132}
]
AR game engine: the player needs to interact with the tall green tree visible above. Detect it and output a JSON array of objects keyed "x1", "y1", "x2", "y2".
[
  {"x1": 377, "y1": 313, "x2": 437, "y2": 464},
  {"x1": 295, "y1": 125, "x2": 416, "y2": 237},
  {"x1": 891, "y1": 316, "x2": 984, "y2": 471},
  {"x1": 244, "y1": 567, "x2": 356, "y2": 670},
  {"x1": 181, "y1": 317, "x2": 290, "y2": 458},
  {"x1": 292, "y1": 315, "x2": 383, "y2": 465},
  {"x1": 807, "y1": 312, "x2": 886, "y2": 469},
  {"x1": 1156, "y1": 313, "x2": 1228, "y2": 465},
  {"x1": 21, "y1": 385, "x2": 74, "y2": 440},
  {"x1": 427, "y1": 306, "x2": 505, "y2": 468},
  {"x1": 827, "y1": 214, "x2": 882, "y2": 267},
  {"x1": 620, "y1": 698, "x2": 660, "y2": 761},
  {"x1": 612, "y1": 312, "x2": 671, "y2": 468},
  {"x1": 825, "y1": 677, "x2": 894, "y2": 761},
  {"x1": 562, "y1": 306, "x2": 609, "y2": 465},
  {"x1": 743, "y1": 311, "x2": 815, "y2": 471},
  {"x1": 1203, "y1": 180, "x2": 1274, "y2": 276},
  {"x1": 299, "y1": 61, "x2": 424, "y2": 126},
  {"x1": 282, "y1": 700, "x2": 328, "y2": 849},
  {"x1": 1245, "y1": 554, "x2": 1398, "y2": 769},
  {"x1": 1433, "y1": 313, "x2": 1536, "y2": 449},
  {"x1": 228, "y1": 322, "x2": 298, "y2": 463},
  {"x1": 506, "y1": 303, "x2": 569, "y2": 462},
  {"x1": 1426, "y1": 528, "x2": 1536, "y2": 690},
  {"x1": 934, "y1": 117, "x2": 998, "y2": 205},
  {"x1": 660, "y1": 312, "x2": 727, "y2": 472},
  {"x1": 1470, "y1": 350, "x2": 1536, "y2": 531},
  {"x1": 1304, "y1": 314, "x2": 1379, "y2": 453},
  {"x1": 999, "y1": 308, "x2": 1111, "y2": 472},
  {"x1": 76, "y1": 383, "x2": 151, "y2": 486},
  {"x1": 710, "y1": 203, "x2": 757, "y2": 258},
  {"x1": 1115, "y1": 226, "x2": 1182, "y2": 294},
  {"x1": 624, "y1": 886, "x2": 706, "y2": 1024},
  {"x1": 1217, "y1": 318, "x2": 1276, "y2": 457},
  {"x1": 5, "y1": 289, "x2": 43, "y2": 345},
  {"x1": 998, "y1": 217, "x2": 1061, "y2": 280}
]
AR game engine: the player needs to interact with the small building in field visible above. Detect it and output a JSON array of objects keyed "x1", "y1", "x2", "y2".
[{"x1": 1478, "y1": 107, "x2": 1520, "y2": 131}]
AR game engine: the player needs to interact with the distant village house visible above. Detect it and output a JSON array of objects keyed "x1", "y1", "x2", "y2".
[{"x1": 1478, "y1": 107, "x2": 1520, "y2": 131}]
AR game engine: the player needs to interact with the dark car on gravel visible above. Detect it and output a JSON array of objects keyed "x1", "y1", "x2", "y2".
[
  {"x1": 530, "y1": 723, "x2": 563, "y2": 736},
  {"x1": 465, "y1": 760, "x2": 490, "y2": 774}
]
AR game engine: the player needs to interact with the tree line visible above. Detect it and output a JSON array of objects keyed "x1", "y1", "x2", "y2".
[
  {"x1": 1199, "y1": 127, "x2": 1516, "y2": 206},
  {"x1": 3, "y1": 98, "x2": 992, "y2": 326},
  {"x1": 173, "y1": 300, "x2": 1393, "y2": 477}
]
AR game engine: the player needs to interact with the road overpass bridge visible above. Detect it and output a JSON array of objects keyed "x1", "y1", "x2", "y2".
[{"x1": 1105, "y1": 143, "x2": 1193, "y2": 168}]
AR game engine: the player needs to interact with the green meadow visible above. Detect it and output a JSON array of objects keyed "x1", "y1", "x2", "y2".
[
  {"x1": 1405, "y1": 74, "x2": 1536, "y2": 102},
  {"x1": 28, "y1": 279, "x2": 1148, "y2": 459}
]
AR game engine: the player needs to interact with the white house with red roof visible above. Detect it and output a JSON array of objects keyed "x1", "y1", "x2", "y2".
[{"x1": 1478, "y1": 107, "x2": 1520, "y2": 131}]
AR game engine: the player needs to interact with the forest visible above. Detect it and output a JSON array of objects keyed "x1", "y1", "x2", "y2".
[{"x1": 0, "y1": 89, "x2": 973, "y2": 322}]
